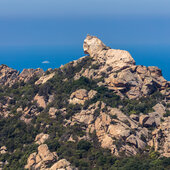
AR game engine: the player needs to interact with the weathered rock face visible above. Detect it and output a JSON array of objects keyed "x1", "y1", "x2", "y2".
[
  {"x1": 68, "y1": 101, "x2": 148, "y2": 156},
  {"x1": 49, "y1": 159, "x2": 77, "y2": 170},
  {"x1": 35, "y1": 133, "x2": 49, "y2": 145},
  {"x1": 69, "y1": 89, "x2": 97, "y2": 105},
  {"x1": 0, "y1": 96, "x2": 14, "y2": 118},
  {"x1": 83, "y1": 35, "x2": 110, "y2": 57},
  {"x1": 0, "y1": 64, "x2": 19, "y2": 86},
  {"x1": 34, "y1": 94, "x2": 54, "y2": 109},
  {"x1": 25, "y1": 144, "x2": 76, "y2": 170},
  {"x1": 67, "y1": 100, "x2": 170, "y2": 157},
  {"x1": 19, "y1": 105, "x2": 40, "y2": 124},
  {"x1": 149, "y1": 116, "x2": 170, "y2": 157},
  {"x1": 35, "y1": 72, "x2": 55, "y2": 85},
  {"x1": 18, "y1": 68, "x2": 44, "y2": 83},
  {"x1": 25, "y1": 144, "x2": 58, "y2": 169},
  {"x1": 0, "y1": 65, "x2": 44, "y2": 87},
  {"x1": 34, "y1": 94, "x2": 47, "y2": 108},
  {"x1": 74, "y1": 35, "x2": 169, "y2": 99}
]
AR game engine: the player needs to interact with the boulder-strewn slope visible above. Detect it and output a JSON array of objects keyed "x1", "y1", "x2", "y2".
[{"x1": 0, "y1": 35, "x2": 170, "y2": 170}]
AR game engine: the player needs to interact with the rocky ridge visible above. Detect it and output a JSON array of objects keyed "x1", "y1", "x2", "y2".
[
  {"x1": 75, "y1": 35, "x2": 169, "y2": 99},
  {"x1": 0, "y1": 35, "x2": 170, "y2": 169}
]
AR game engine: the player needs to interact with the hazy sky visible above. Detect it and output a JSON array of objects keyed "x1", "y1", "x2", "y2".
[
  {"x1": 0, "y1": 0, "x2": 170, "y2": 46},
  {"x1": 0, "y1": 0, "x2": 170, "y2": 18}
]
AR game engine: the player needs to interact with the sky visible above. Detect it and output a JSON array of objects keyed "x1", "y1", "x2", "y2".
[
  {"x1": 0, "y1": 0, "x2": 170, "y2": 79},
  {"x1": 0, "y1": 0, "x2": 170, "y2": 46},
  {"x1": 0, "y1": 0, "x2": 170, "y2": 18}
]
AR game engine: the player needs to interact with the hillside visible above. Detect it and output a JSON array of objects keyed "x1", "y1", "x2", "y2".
[{"x1": 0, "y1": 35, "x2": 170, "y2": 170}]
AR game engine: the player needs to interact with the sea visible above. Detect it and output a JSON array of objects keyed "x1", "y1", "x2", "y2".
[{"x1": 0, "y1": 45, "x2": 169, "y2": 81}]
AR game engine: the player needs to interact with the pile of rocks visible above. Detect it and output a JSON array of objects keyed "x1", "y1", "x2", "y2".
[{"x1": 25, "y1": 144, "x2": 77, "y2": 170}]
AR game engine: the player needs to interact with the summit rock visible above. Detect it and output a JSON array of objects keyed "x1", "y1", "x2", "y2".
[{"x1": 73, "y1": 35, "x2": 169, "y2": 99}]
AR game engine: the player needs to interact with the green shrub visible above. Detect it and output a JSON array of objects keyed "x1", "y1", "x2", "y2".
[{"x1": 77, "y1": 140, "x2": 91, "y2": 151}]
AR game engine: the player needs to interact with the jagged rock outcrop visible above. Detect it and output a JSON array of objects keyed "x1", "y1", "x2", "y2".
[
  {"x1": 68, "y1": 101, "x2": 148, "y2": 156},
  {"x1": 69, "y1": 89, "x2": 97, "y2": 105},
  {"x1": 0, "y1": 96, "x2": 14, "y2": 118},
  {"x1": 49, "y1": 159, "x2": 77, "y2": 170},
  {"x1": 35, "y1": 133, "x2": 49, "y2": 145},
  {"x1": 67, "y1": 99, "x2": 170, "y2": 157},
  {"x1": 149, "y1": 117, "x2": 170, "y2": 157},
  {"x1": 18, "y1": 68, "x2": 44, "y2": 83},
  {"x1": 35, "y1": 72, "x2": 55, "y2": 85},
  {"x1": 25, "y1": 144, "x2": 58, "y2": 169},
  {"x1": 49, "y1": 107, "x2": 57, "y2": 118},
  {"x1": 34, "y1": 94, "x2": 54, "y2": 109},
  {"x1": 49, "y1": 107, "x2": 67, "y2": 118},
  {"x1": 34, "y1": 94, "x2": 47, "y2": 108},
  {"x1": 74, "y1": 35, "x2": 169, "y2": 99},
  {"x1": 20, "y1": 105, "x2": 40, "y2": 124},
  {"x1": 25, "y1": 144, "x2": 76, "y2": 170},
  {"x1": 0, "y1": 64, "x2": 19, "y2": 86},
  {"x1": 0, "y1": 65, "x2": 44, "y2": 87}
]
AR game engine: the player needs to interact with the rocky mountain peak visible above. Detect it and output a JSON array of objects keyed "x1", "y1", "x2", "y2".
[
  {"x1": 0, "y1": 35, "x2": 170, "y2": 169},
  {"x1": 83, "y1": 35, "x2": 135, "y2": 70},
  {"x1": 83, "y1": 35, "x2": 110, "y2": 56},
  {"x1": 79, "y1": 35, "x2": 169, "y2": 99}
]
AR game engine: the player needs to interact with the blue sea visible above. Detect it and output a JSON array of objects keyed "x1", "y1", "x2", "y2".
[{"x1": 0, "y1": 44, "x2": 169, "y2": 80}]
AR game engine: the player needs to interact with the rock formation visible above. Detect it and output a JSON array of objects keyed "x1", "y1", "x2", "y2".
[
  {"x1": 35, "y1": 72, "x2": 55, "y2": 85},
  {"x1": 0, "y1": 35, "x2": 170, "y2": 169},
  {"x1": 0, "y1": 64, "x2": 19, "y2": 86},
  {"x1": 19, "y1": 68, "x2": 44, "y2": 83},
  {"x1": 69, "y1": 89, "x2": 97, "y2": 105},
  {"x1": 75, "y1": 35, "x2": 169, "y2": 99},
  {"x1": 35, "y1": 133, "x2": 50, "y2": 145},
  {"x1": 0, "y1": 65, "x2": 44, "y2": 87},
  {"x1": 25, "y1": 144, "x2": 77, "y2": 170}
]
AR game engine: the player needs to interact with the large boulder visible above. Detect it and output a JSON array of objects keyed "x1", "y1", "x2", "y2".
[
  {"x1": 25, "y1": 144, "x2": 77, "y2": 170},
  {"x1": 19, "y1": 68, "x2": 44, "y2": 83},
  {"x1": 69, "y1": 89, "x2": 97, "y2": 105},
  {"x1": 25, "y1": 144, "x2": 58, "y2": 169},
  {"x1": 35, "y1": 72, "x2": 55, "y2": 85},
  {"x1": 153, "y1": 103, "x2": 166, "y2": 115},
  {"x1": 34, "y1": 94, "x2": 46, "y2": 108},
  {"x1": 0, "y1": 64, "x2": 19, "y2": 86},
  {"x1": 139, "y1": 115, "x2": 149, "y2": 126},
  {"x1": 49, "y1": 159, "x2": 76, "y2": 170},
  {"x1": 35, "y1": 133, "x2": 49, "y2": 145},
  {"x1": 126, "y1": 135, "x2": 146, "y2": 149},
  {"x1": 83, "y1": 35, "x2": 109, "y2": 57},
  {"x1": 148, "y1": 117, "x2": 170, "y2": 157}
]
